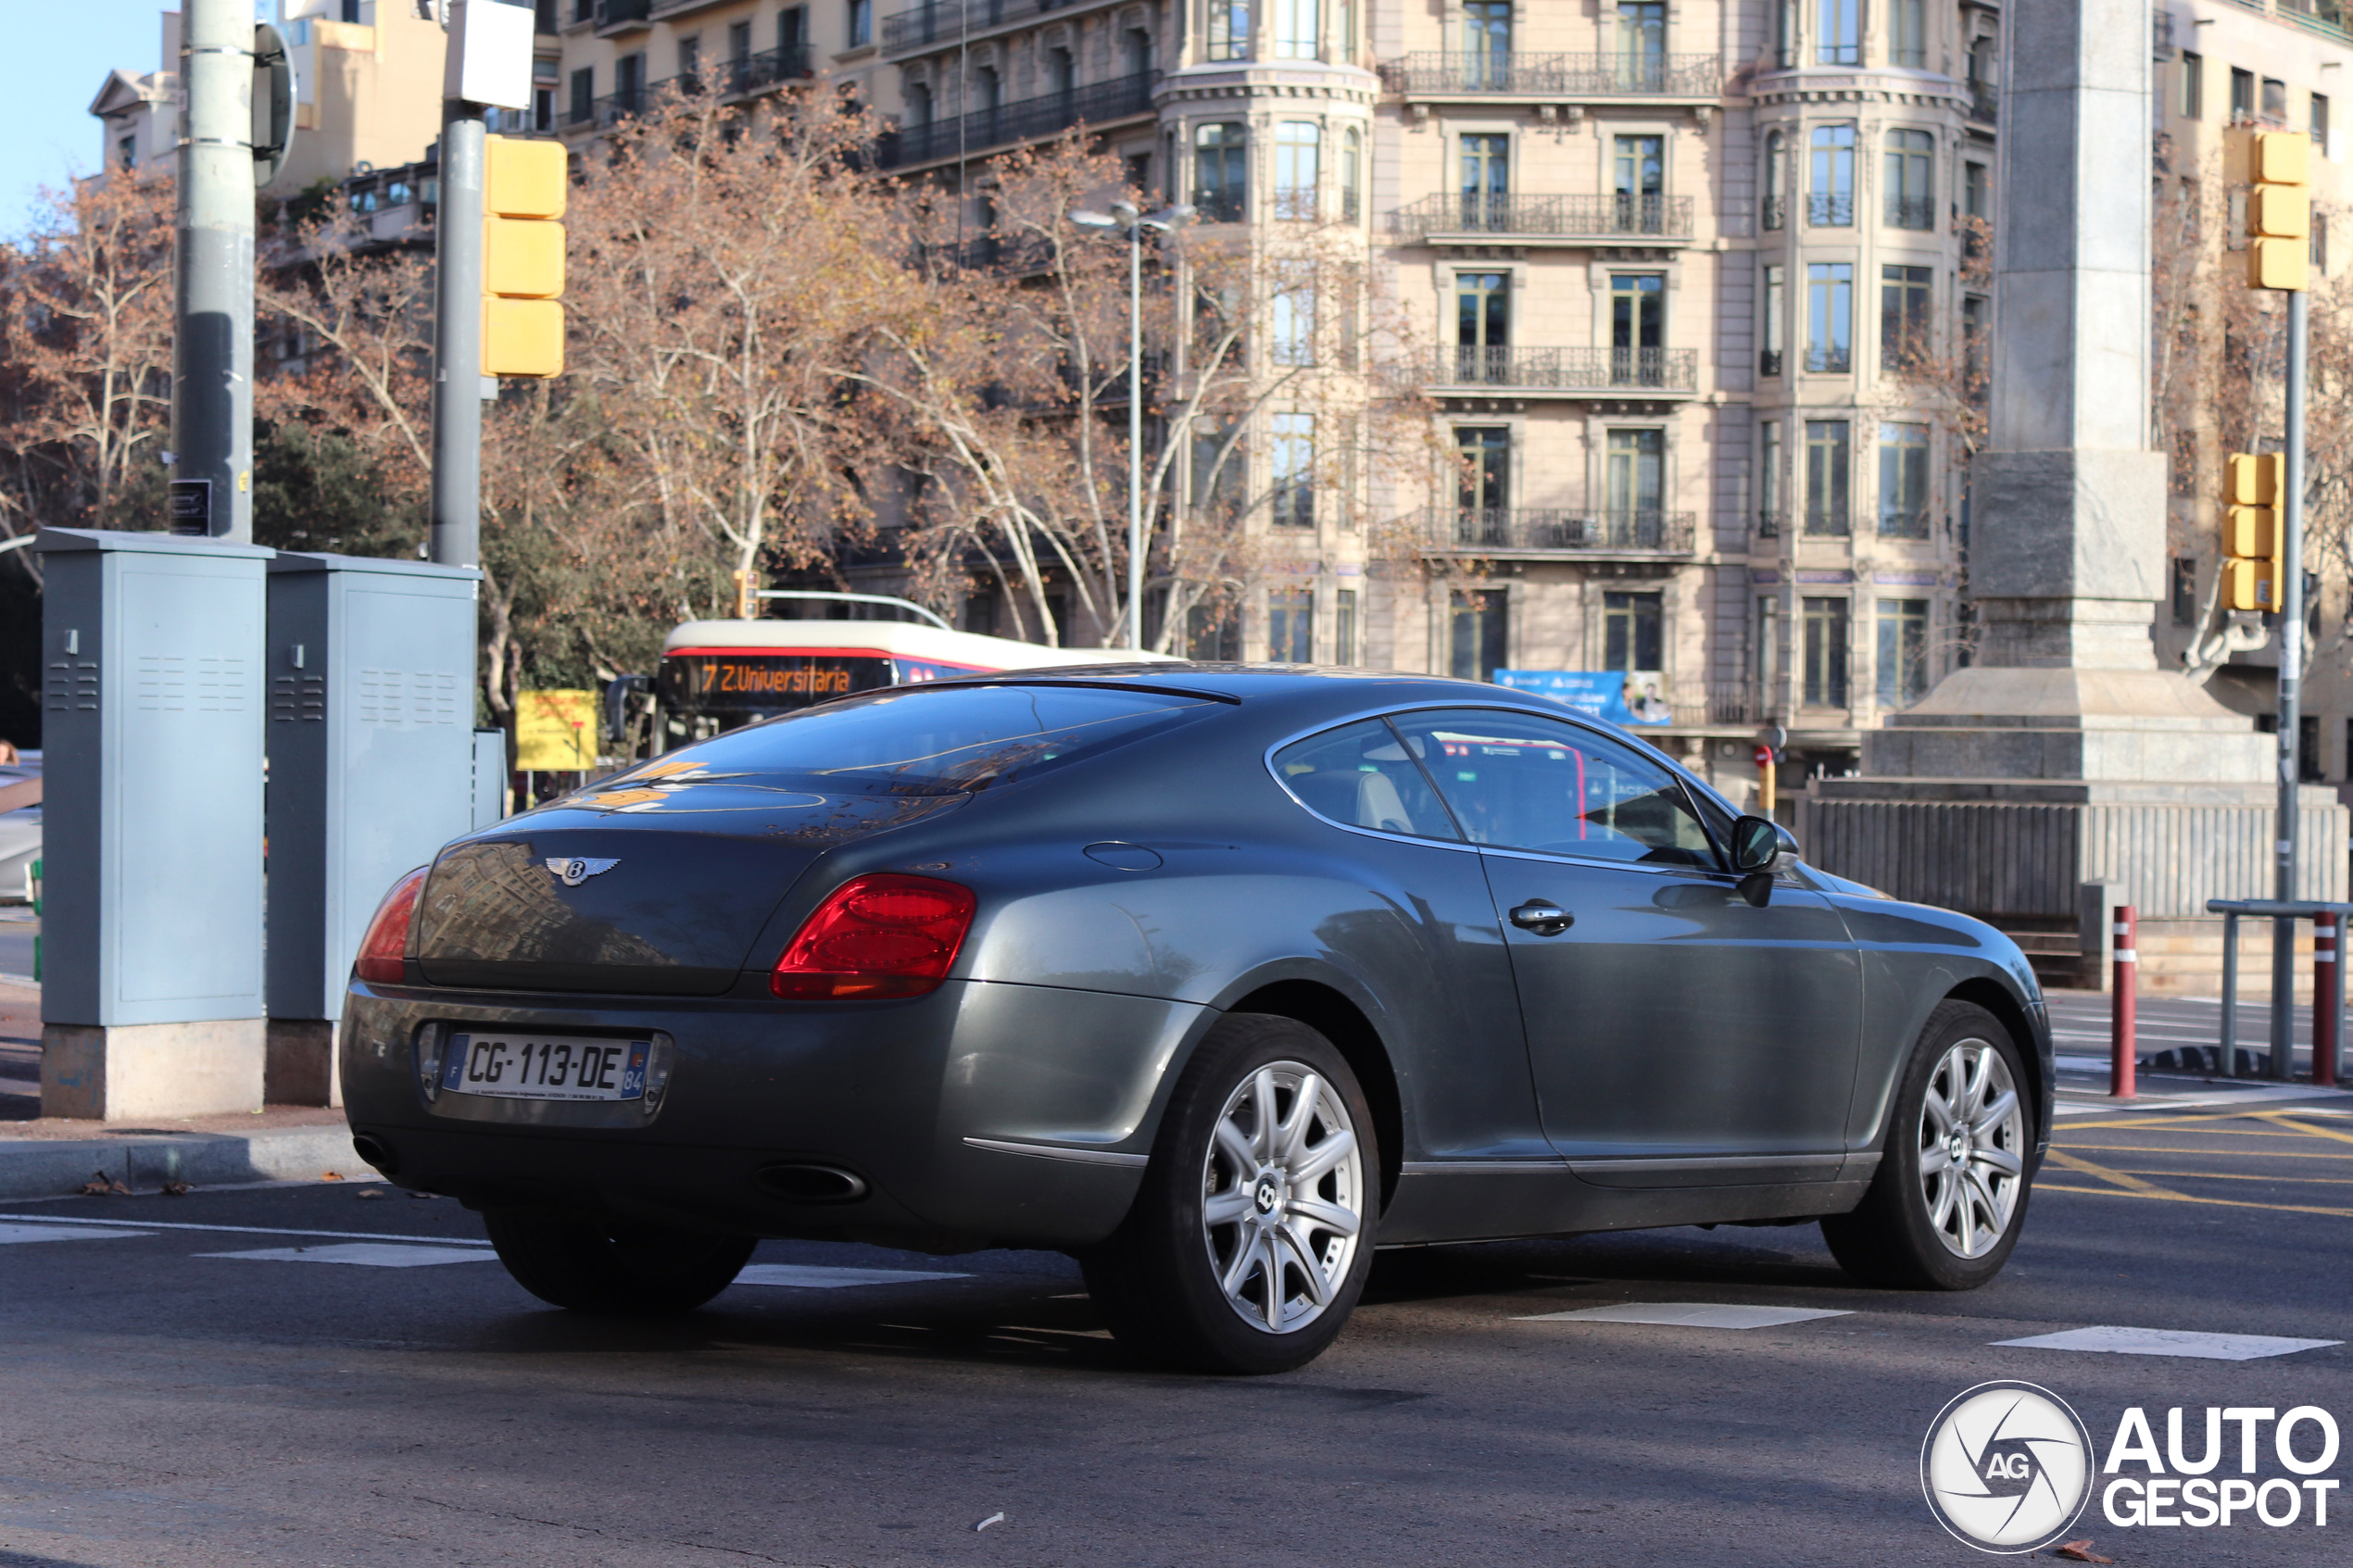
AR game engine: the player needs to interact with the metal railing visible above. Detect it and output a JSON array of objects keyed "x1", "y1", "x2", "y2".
[
  {"x1": 1884, "y1": 195, "x2": 1935, "y2": 231},
  {"x1": 877, "y1": 73, "x2": 1155, "y2": 169},
  {"x1": 1380, "y1": 51, "x2": 1720, "y2": 96},
  {"x1": 1387, "y1": 192, "x2": 1694, "y2": 241},
  {"x1": 1672, "y1": 683, "x2": 1768, "y2": 726},
  {"x1": 918, "y1": 231, "x2": 1057, "y2": 273},
  {"x1": 1807, "y1": 192, "x2": 1854, "y2": 226},
  {"x1": 567, "y1": 51, "x2": 822, "y2": 127},
  {"x1": 882, "y1": 0, "x2": 1104, "y2": 50},
  {"x1": 725, "y1": 44, "x2": 814, "y2": 94},
  {"x1": 1761, "y1": 194, "x2": 1785, "y2": 231},
  {"x1": 595, "y1": 0, "x2": 649, "y2": 29},
  {"x1": 1424, "y1": 345, "x2": 1698, "y2": 393},
  {"x1": 1756, "y1": 510, "x2": 1785, "y2": 538},
  {"x1": 1876, "y1": 507, "x2": 1931, "y2": 539},
  {"x1": 1967, "y1": 84, "x2": 1996, "y2": 124},
  {"x1": 1424, "y1": 507, "x2": 1696, "y2": 554},
  {"x1": 1758, "y1": 348, "x2": 1782, "y2": 378},
  {"x1": 1802, "y1": 345, "x2": 1851, "y2": 374}
]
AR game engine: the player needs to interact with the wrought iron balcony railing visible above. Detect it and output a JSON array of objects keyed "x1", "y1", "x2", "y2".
[
  {"x1": 877, "y1": 73, "x2": 1155, "y2": 169},
  {"x1": 1380, "y1": 51, "x2": 1720, "y2": 96},
  {"x1": 1387, "y1": 192, "x2": 1694, "y2": 242},
  {"x1": 725, "y1": 43, "x2": 815, "y2": 94},
  {"x1": 1761, "y1": 194, "x2": 1785, "y2": 231},
  {"x1": 1802, "y1": 345, "x2": 1851, "y2": 374},
  {"x1": 1756, "y1": 510, "x2": 1785, "y2": 538},
  {"x1": 1759, "y1": 348, "x2": 1782, "y2": 378},
  {"x1": 1425, "y1": 345, "x2": 1698, "y2": 393},
  {"x1": 594, "y1": 0, "x2": 649, "y2": 31},
  {"x1": 1807, "y1": 192, "x2": 1854, "y2": 226},
  {"x1": 1424, "y1": 507, "x2": 1697, "y2": 555},
  {"x1": 1968, "y1": 85, "x2": 1996, "y2": 125},
  {"x1": 1884, "y1": 195, "x2": 1935, "y2": 231},
  {"x1": 882, "y1": 0, "x2": 1098, "y2": 52}
]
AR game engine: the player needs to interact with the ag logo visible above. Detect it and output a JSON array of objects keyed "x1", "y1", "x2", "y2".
[{"x1": 1921, "y1": 1381, "x2": 2094, "y2": 1553}]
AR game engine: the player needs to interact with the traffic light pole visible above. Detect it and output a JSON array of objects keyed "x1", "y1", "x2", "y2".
[
  {"x1": 171, "y1": 0, "x2": 256, "y2": 542},
  {"x1": 431, "y1": 102, "x2": 486, "y2": 569},
  {"x1": 2272, "y1": 287, "x2": 2309, "y2": 1081}
]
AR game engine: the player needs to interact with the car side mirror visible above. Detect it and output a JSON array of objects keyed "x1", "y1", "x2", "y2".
[{"x1": 1730, "y1": 815, "x2": 1800, "y2": 875}]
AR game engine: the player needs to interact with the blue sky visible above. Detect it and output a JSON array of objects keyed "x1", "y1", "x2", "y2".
[{"x1": 0, "y1": 4, "x2": 270, "y2": 239}]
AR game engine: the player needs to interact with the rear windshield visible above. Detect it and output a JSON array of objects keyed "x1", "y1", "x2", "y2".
[{"x1": 633, "y1": 684, "x2": 1223, "y2": 796}]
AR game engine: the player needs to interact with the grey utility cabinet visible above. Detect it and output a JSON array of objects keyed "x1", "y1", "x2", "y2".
[
  {"x1": 38, "y1": 527, "x2": 272, "y2": 1026},
  {"x1": 266, "y1": 552, "x2": 479, "y2": 1022}
]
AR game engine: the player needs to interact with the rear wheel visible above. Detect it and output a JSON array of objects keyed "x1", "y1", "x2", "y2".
[
  {"x1": 484, "y1": 1211, "x2": 756, "y2": 1315},
  {"x1": 1821, "y1": 1000, "x2": 2034, "y2": 1290},
  {"x1": 1083, "y1": 1014, "x2": 1378, "y2": 1374}
]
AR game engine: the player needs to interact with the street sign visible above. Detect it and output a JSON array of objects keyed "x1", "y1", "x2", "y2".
[
  {"x1": 1753, "y1": 744, "x2": 1774, "y2": 767},
  {"x1": 515, "y1": 689, "x2": 598, "y2": 770}
]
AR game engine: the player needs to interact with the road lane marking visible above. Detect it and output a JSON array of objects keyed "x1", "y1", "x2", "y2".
[
  {"x1": 2080, "y1": 1168, "x2": 2353, "y2": 1185},
  {"x1": 198, "y1": 1243, "x2": 497, "y2": 1268},
  {"x1": 1516, "y1": 1303, "x2": 1853, "y2": 1329},
  {"x1": 733, "y1": 1264, "x2": 973, "y2": 1289},
  {"x1": 2258, "y1": 1111, "x2": 2353, "y2": 1147},
  {"x1": 1995, "y1": 1326, "x2": 2340, "y2": 1361},
  {"x1": 0, "y1": 1214, "x2": 492, "y2": 1247},
  {"x1": 2054, "y1": 1144, "x2": 2353, "y2": 1159},
  {"x1": 2036, "y1": 1181, "x2": 2353, "y2": 1220},
  {"x1": 0, "y1": 1223, "x2": 152, "y2": 1245}
]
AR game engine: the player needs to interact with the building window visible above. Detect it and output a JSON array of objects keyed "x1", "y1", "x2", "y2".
[
  {"x1": 2302, "y1": 715, "x2": 2324, "y2": 783},
  {"x1": 1192, "y1": 122, "x2": 1247, "y2": 221},
  {"x1": 677, "y1": 33, "x2": 700, "y2": 84},
  {"x1": 1603, "y1": 591, "x2": 1664, "y2": 674},
  {"x1": 1806, "y1": 261, "x2": 1853, "y2": 373},
  {"x1": 1268, "y1": 589, "x2": 1315, "y2": 660},
  {"x1": 573, "y1": 0, "x2": 592, "y2": 22},
  {"x1": 1763, "y1": 130, "x2": 1786, "y2": 230},
  {"x1": 1761, "y1": 263, "x2": 1785, "y2": 377},
  {"x1": 116, "y1": 132, "x2": 136, "y2": 169},
  {"x1": 2181, "y1": 51, "x2": 2203, "y2": 119},
  {"x1": 1875, "y1": 599, "x2": 1930, "y2": 708},
  {"x1": 1614, "y1": 133, "x2": 1664, "y2": 232},
  {"x1": 1760, "y1": 420, "x2": 1784, "y2": 533},
  {"x1": 1818, "y1": 0, "x2": 1859, "y2": 66},
  {"x1": 1877, "y1": 422, "x2": 1931, "y2": 537},
  {"x1": 781, "y1": 5, "x2": 807, "y2": 55},
  {"x1": 1451, "y1": 589, "x2": 1508, "y2": 683},
  {"x1": 849, "y1": 0, "x2": 872, "y2": 45},
  {"x1": 1342, "y1": 128, "x2": 1362, "y2": 220},
  {"x1": 1805, "y1": 420, "x2": 1851, "y2": 534},
  {"x1": 1604, "y1": 429, "x2": 1666, "y2": 546},
  {"x1": 1191, "y1": 422, "x2": 1246, "y2": 521},
  {"x1": 1456, "y1": 270, "x2": 1510, "y2": 380},
  {"x1": 2171, "y1": 558, "x2": 2198, "y2": 627},
  {"x1": 1610, "y1": 273, "x2": 1665, "y2": 384},
  {"x1": 2231, "y1": 68, "x2": 2254, "y2": 120},
  {"x1": 1207, "y1": 0, "x2": 1252, "y2": 61},
  {"x1": 1615, "y1": 1, "x2": 1666, "y2": 88},
  {"x1": 1333, "y1": 588, "x2": 1357, "y2": 664},
  {"x1": 1884, "y1": 129, "x2": 1934, "y2": 229},
  {"x1": 1273, "y1": 0, "x2": 1317, "y2": 58},
  {"x1": 1962, "y1": 294, "x2": 1989, "y2": 395},
  {"x1": 2314, "y1": 210, "x2": 2329, "y2": 274},
  {"x1": 1881, "y1": 263, "x2": 1931, "y2": 367},
  {"x1": 1272, "y1": 413, "x2": 1316, "y2": 528},
  {"x1": 1274, "y1": 121, "x2": 1320, "y2": 220},
  {"x1": 569, "y1": 66, "x2": 594, "y2": 124},
  {"x1": 2317, "y1": 92, "x2": 2333, "y2": 156},
  {"x1": 615, "y1": 50, "x2": 646, "y2": 111},
  {"x1": 1963, "y1": 159, "x2": 1989, "y2": 220},
  {"x1": 1188, "y1": 603, "x2": 1241, "y2": 660},
  {"x1": 1463, "y1": 0, "x2": 1512, "y2": 68},
  {"x1": 533, "y1": 87, "x2": 555, "y2": 131},
  {"x1": 1456, "y1": 425, "x2": 1509, "y2": 524},
  {"x1": 2262, "y1": 77, "x2": 2287, "y2": 122},
  {"x1": 1462, "y1": 132, "x2": 1509, "y2": 227},
  {"x1": 1808, "y1": 124, "x2": 1855, "y2": 225},
  {"x1": 1757, "y1": 595, "x2": 1780, "y2": 686},
  {"x1": 1889, "y1": 0, "x2": 1925, "y2": 68},
  {"x1": 1803, "y1": 596, "x2": 1850, "y2": 708}
]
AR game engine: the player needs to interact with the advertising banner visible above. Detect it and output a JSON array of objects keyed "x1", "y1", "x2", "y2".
[{"x1": 1493, "y1": 670, "x2": 1672, "y2": 725}]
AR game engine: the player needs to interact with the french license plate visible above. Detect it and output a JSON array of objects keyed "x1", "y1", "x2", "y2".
[{"x1": 442, "y1": 1031, "x2": 650, "y2": 1102}]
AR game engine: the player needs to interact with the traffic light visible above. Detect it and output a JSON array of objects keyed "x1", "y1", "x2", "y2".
[
  {"x1": 731, "y1": 569, "x2": 756, "y2": 620},
  {"x1": 2221, "y1": 452, "x2": 2285, "y2": 611},
  {"x1": 483, "y1": 134, "x2": 566, "y2": 377},
  {"x1": 2246, "y1": 130, "x2": 2309, "y2": 293}
]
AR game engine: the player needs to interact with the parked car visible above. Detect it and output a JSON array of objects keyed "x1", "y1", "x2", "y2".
[{"x1": 341, "y1": 670, "x2": 2051, "y2": 1374}]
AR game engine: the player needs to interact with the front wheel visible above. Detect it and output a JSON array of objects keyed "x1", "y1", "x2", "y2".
[
  {"x1": 484, "y1": 1211, "x2": 757, "y2": 1315},
  {"x1": 1821, "y1": 999, "x2": 2035, "y2": 1290},
  {"x1": 1083, "y1": 1013, "x2": 1378, "y2": 1374}
]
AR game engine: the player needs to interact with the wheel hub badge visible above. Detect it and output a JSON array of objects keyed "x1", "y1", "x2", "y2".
[{"x1": 1253, "y1": 1175, "x2": 1280, "y2": 1215}]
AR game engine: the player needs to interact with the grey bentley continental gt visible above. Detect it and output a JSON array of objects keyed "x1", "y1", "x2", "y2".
[{"x1": 341, "y1": 668, "x2": 2051, "y2": 1374}]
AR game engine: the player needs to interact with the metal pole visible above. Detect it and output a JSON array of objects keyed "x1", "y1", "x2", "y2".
[
  {"x1": 2271, "y1": 290, "x2": 2309, "y2": 1083},
  {"x1": 2111, "y1": 905, "x2": 2136, "y2": 1099},
  {"x1": 431, "y1": 98, "x2": 486, "y2": 568},
  {"x1": 1127, "y1": 224, "x2": 1144, "y2": 654},
  {"x1": 2315, "y1": 910, "x2": 2338, "y2": 1088},
  {"x1": 2221, "y1": 909, "x2": 2238, "y2": 1077},
  {"x1": 171, "y1": 0, "x2": 255, "y2": 543}
]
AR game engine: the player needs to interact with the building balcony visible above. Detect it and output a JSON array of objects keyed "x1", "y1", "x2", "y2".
[
  {"x1": 724, "y1": 44, "x2": 815, "y2": 95},
  {"x1": 1806, "y1": 192, "x2": 1853, "y2": 227},
  {"x1": 1421, "y1": 507, "x2": 1697, "y2": 558},
  {"x1": 1380, "y1": 51, "x2": 1720, "y2": 99},
  {"x1": 1884, "y1": 195, "x2": 1935, "y2": 231},
  {"x1": 1387, "y1": 192, "x2": 1694, "y2": 246},
  {"x1": 594, "y1": 0, "x2": 650, "y2": 35},
  {"x1": 881, "y1": 0, "x2": 1110, "y2": 55},
  {"x1": 1670, "y1": 682, "x2": 1770, "y2": 727},
  {"x1": 1967, "y1": 84, "x2": 1996, "y2": 125},
  {"x1": 876, "y1": 73, "x2": 1154, "y2": 169},
  {"x1": 1417, "y1": 345, "x2": 1699, "y2": 398}
]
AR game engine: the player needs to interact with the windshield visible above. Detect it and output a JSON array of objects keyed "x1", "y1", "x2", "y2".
[{"x1": 612, "y1": 683, "x2": 1225, "y2": 797}]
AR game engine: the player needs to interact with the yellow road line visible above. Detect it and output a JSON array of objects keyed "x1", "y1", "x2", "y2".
[
  {"x1": 2060, "y1": 1118, "x2": 2343, "y2": 1136},
  {"x1": 2256, "y1": 1111, "x2": 2353, "y2": 1147},
  {"x1": 2035, "y1": 1180, "x2": 2353, "y2": 1221},
  {"x1": 2082, "y1": 1168, "x2": 2353, "y2": 1185},
  {"x1": 2056, "y1": 1143, "x2": 2353, "y2": 1160},
  {"x1": 2045, "y1": 1148, "x2": 2179, "y2": 1197}
]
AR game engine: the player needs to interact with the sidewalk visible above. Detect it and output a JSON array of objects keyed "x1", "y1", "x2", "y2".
[
  {"x1": 2044, "y1": 987, "x2": 2353, "y2": 1115},
  {"x1": 0, "y1": 978, "x2": 363, "y2": 1198}
]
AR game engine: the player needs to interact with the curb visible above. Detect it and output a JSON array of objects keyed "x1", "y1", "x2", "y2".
[{"x1": 0, "y1": 1124, "x2": 362, "y2": 1198}]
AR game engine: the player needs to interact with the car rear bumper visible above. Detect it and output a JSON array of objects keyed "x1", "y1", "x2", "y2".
[{"x1": 340, "y1": 976, "x2": 1208, "y2": 1251}]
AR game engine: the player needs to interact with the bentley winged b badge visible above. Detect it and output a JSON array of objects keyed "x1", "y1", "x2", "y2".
[{"x1": 547, "y1": 857, "x2": 620, "y2": 888}]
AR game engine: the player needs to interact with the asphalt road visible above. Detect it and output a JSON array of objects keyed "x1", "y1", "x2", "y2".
[{"x1": 0, "y1": 1100, "x2": 2348, "y2": 1566}]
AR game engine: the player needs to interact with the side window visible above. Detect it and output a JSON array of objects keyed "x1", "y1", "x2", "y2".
[
  {"x1": 1272, "y1": 720, "x2": 1460, "y2": 841},
  {"x1": 1386, "y1": 709, "x2": 1718, "y2": 869}
]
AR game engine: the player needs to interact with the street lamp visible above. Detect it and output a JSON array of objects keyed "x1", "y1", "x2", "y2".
[{"x1": 1069, "y1": 201, "x2": 1192, "y2": 654}]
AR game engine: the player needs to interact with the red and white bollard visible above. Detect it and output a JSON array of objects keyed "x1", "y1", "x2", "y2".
[
  {"x1": 2111, "y1": 905, "x2": 2137, "y2": 1100},
  {"x1": 2316, "y1": 912, "x2": 2339, "y2": 1089}
]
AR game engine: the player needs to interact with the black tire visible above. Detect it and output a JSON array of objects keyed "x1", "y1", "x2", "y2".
[
  {"x1": 1083, "y1": 1013, "x2": 1380, "y2": 1374},
  {"x1": 1822, "y1": 999, "x2": 2036, "y2": 1290},
  {"x1": 484, "y1": 1211, "x2": 757, "y2": 1315}
]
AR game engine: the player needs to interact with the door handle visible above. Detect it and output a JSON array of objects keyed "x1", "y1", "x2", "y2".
[{"x1": 1510, "y1": 900, "x2": 1574, "y2": 935}]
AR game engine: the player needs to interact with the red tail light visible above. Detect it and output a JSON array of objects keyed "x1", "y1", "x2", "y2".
[
  {"x1": 771, "y1": 874, "x2": 976, "y2": 1001},
  {"x1": 355, "y1": 866, "x2": 429, "y2": 985}
]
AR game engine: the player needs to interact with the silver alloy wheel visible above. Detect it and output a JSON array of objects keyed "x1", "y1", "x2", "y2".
[
  {"x1": 1917, "y1": 1036, "x2": 2027, "y2": 1259},
  {"x1": 1200, "y1": 1060, "x2": 1365, "y2": 1335}
]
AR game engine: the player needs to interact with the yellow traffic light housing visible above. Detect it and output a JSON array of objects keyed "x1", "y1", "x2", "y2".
[
  {"x1": 2221, "y1": 452, "x2": 2285, "y2": 610},
  {"x1": 2246, "y1": 131, "x2": 2310, "y2": 293},
  {"x1": 483, "y1": 135, "x2": 567, "y2": 378}
]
